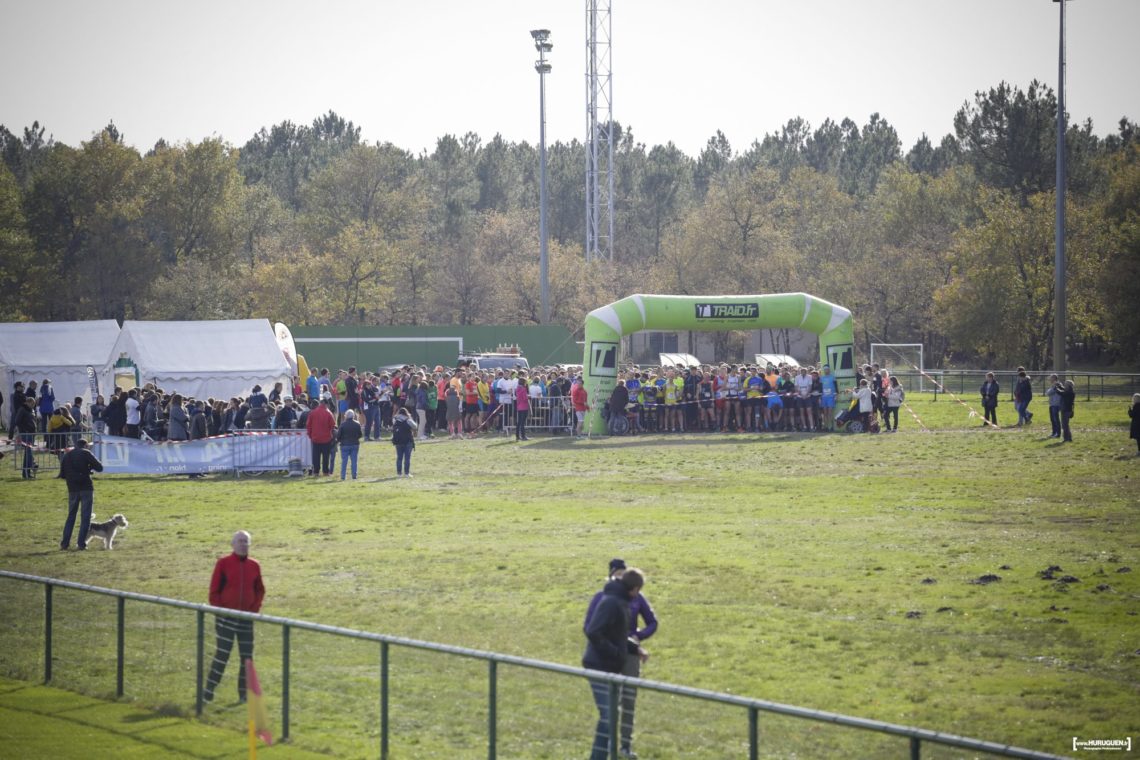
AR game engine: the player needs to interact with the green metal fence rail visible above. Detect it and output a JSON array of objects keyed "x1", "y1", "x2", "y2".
[
  {"x1": 886, "y1": 370, "x2": 1139, "y2": 401},
  {"x1": 0, "y1": 570, "x2": 1070, "y2": 760}
]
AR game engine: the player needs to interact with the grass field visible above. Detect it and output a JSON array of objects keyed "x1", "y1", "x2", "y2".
[{"x1": 1, "y1": 395, "x2": 1138, "y2": 759}]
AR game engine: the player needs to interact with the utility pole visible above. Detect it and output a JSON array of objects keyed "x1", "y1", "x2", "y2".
[
  {"x1": 532, "y1": 29, "x2": 552, "y2": 324},
  {"x1": 1053, "y1": 0, "x2": 1069, "y2": 373}
]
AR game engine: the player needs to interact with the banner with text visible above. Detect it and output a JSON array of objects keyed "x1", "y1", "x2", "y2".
[{"x1": 93, "y1": 433, "x2": 311, "y2": 475}]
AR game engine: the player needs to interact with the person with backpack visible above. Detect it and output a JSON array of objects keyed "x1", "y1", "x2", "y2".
[{"x1": 391, "y1": 404, "x2": 418, "y2": 478}]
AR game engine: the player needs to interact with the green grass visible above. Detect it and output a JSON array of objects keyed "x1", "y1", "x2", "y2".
[
  {"x1": 0, "y1": 675, "x2": 325, "y2": 759},
  {"x1": 1, "y1": 396, "x2": 1138, "y2": 759}
]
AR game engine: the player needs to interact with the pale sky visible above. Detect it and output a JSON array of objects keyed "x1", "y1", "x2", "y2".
[{"x1": 2, "y1": 0, "x2": 1136, "y2": 158}]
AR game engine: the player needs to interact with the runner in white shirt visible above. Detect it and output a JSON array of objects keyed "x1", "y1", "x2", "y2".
[
  {"x1": 124, "y1": 390, "x2": 141, "y2": 438},
  {"x1": 794, "y1": 368, "x2": 813, "y2": 431},
  {"x1": 724, "y1": 368, "x2": 742, "y2": 431}
]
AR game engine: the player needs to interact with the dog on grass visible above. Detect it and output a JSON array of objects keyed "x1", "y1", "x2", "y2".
[{"x1": 86, "y1": 514, "x2": 129, "y2": 550}]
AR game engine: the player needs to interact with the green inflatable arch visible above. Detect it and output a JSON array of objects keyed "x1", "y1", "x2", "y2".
[{"x1": 579, "y1": 293, "x2": 856, "y2": 434}]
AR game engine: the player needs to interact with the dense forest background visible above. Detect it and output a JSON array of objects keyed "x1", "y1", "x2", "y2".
[{"x1": 1, "y1": 79, "x2": 1137, "y2": 369}]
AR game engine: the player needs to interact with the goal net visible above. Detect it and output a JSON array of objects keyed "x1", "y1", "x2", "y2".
[{"x1": 870, "y1": 343, "x2": 926, "y2": 392}]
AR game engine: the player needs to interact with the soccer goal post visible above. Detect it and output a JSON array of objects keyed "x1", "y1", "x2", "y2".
[{"x1": 870, "y1": 343, "x2": 926, "y2": 392}]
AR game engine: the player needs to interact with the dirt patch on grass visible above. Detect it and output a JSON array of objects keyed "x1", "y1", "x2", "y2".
[{"x1": 969, "y1": 574, "x2": 1002, "y2": 585}]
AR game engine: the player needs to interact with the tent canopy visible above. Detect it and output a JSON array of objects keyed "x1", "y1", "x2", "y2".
[
  {"x1": 103, "y1": 319, "x2": 291, "y2": 401},
  {"x1": 0, "y1": 320, "x2": 121, "y2": 405}
]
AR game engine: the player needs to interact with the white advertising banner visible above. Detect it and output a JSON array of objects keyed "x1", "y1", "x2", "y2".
[{"x1": 93, "y1": 433, "x2": 311, "y2": 475}]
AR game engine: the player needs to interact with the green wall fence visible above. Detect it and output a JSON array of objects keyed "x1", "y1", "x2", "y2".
[{"x1": 289, "y1": 325, "x2": 580, "y2": 373}]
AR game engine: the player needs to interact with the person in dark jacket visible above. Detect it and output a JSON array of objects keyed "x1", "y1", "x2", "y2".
[
  {"x1": 274, "y1": 399, "x2": 297, "y2": 430},
  {"x1": 583, "y1": 560, "x2": 656, "y2": 759},
  {"x1": 390, "y1": 405, "x2": 418, "y2": 477},
  {"x1": 608, "y1": 381, "x2": 630, "y2": 430},
  {"x1": 204, "y1": 530, "x2": 265, "y2": 704},
  {"x1": 1057, "y1": 379, "x2": 1076, "y2": 443},
  {"x1": 167, "y1": 394, "x2": 190, "y2": 441},
  {"x1": 57, "y1": 438, "x2": 103, "y2": 550},
  {"x1": 337, "y1": 409, "x2": 364, "y2": 480},
  {"x1": 246, "y1": 385, "x2": 270, "y2": 428},
  {"x1": 15, "y1": 396, "x2": 39, "y2": 478},
  {"x1": 104, "y1": 392, "x2": 127, "y2": 436},
  {"x1": 980, "y1": 373, "x2": 1000, "y2": 427},
  {"x1": 1014, "y1": 368, "x2": 1034, "y2": 426},
  {"x1": 1129, "y1": 394, "x2": 1140, "y2": 455},
  {"x1": 582, "y1": 567, "x2": 645, "y2": 760},
  {"x1": 8, "y1": 381, "x2": 25, "y2": 434},
  {"x1": 189, "y1": 401, "x2": 208, "y2": 440}
]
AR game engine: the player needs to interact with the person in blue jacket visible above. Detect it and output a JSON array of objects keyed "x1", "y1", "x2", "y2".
[
  {"x1": 37, "y1": 378, "x2": 56, "y2": 438},
  {"x1": 582, "y1": 564, "x2": 648, "y2": 760}
]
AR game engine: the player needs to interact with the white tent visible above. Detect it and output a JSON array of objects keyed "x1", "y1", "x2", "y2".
[
  {"x1": 0, "y1": 320, "x2": 121, "y2": 407},
  {"x1": 102, "y1": 319, "x2": 292, "y2": 401}
]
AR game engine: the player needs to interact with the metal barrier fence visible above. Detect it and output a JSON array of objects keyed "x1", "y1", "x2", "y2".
[
  {"x1": 4, "y1": 431, "x2": 88, "y2": 477},
  {"x1": 5, "y1": 431, "x2": 311, "y2": 476},
  {"x1": 0, "y1": 570, "x2": 1068, "y2": 760},
  {"x1": 485, "y1": 397, "x2": 574, "y2": 436}
]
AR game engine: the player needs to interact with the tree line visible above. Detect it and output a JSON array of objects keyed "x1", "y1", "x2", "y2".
[{"x1": 1, "y1": 80, "x2": 1136, "y2": 369}]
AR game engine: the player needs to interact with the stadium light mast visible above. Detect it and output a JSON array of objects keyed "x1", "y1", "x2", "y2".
[
  {"x1": 585, "y1": 0, "x2": 614, "y2": 262},
  {"x1": 532, "y1": 29, "x2": 553, "y2": 325},
  {"x1": 1053, "y1": 0, "x2": 1069, "y2": 373}
]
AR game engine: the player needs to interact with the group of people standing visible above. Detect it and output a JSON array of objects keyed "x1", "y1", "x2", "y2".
[
  {"x1": 606, "y1": 363, "x2": 845, "y2": 435},
  {"x1": 849, "y1": 364, "x2": 907, "y2": 432},
  {"x1": 980, "y1": 368, "x2": 1077, "y2": 441},
  {"x1": 607, "y1": 361, "x2": 909, "y2": 435},
  {"x1": 301, "y1": 391, "x2": 419, "y2": 479},
  {"x1": 302, "y1": 364, "x2": 591, "y2": 441}
]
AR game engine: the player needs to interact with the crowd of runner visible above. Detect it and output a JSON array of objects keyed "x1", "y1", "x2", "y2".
[
  {"x1": 4, "y1": 361, "x2": 906, "y2": 447},
  {"x1": 604, "y1": 361, "x2": 904, "y2": 434}
]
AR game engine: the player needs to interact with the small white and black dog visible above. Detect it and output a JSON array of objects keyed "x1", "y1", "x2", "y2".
[{"x1": 86, "y1": 514, "x2": 129, "y2": 550}]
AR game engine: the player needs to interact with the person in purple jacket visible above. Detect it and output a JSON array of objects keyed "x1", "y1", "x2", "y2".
[{"x1": 584, "y1": 558, "x2": 657, "y2": 759}]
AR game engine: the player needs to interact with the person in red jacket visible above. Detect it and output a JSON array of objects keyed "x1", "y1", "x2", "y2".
[
  {"x1": 204, "y1": 530, "x2": 265, "y2": 704},
  {"x1": 571, "y1": 378, "x2": 590, "y2": 436},
  {"x1": 305, "y1": 399, "x2": 336, "y2": 476}
]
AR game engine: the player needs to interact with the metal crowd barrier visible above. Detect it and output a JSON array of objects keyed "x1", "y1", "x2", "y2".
[
  {"x1": 484, "y1": 396, "x2": 574, "y2": 436},
  {"x1": 0, "y1": 571, "x2": 1069, "y2": 760}
]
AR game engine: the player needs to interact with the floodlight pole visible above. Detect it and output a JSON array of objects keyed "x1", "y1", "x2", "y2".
[
  {"x1": 532, "y1": 29, "x2": 553, "y2": 325},
  {"x1": 1053, "y1": 0, "x2": 1068, "y2": 373}
]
